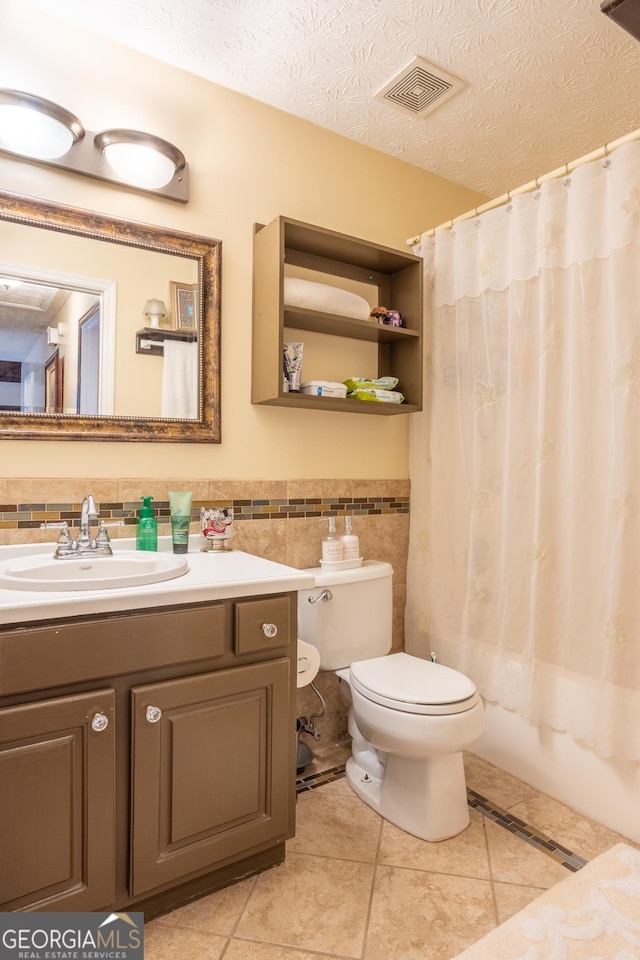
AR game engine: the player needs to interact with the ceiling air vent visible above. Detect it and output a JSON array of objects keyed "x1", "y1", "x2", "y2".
[{"x1": 374, "y1": 56, "x2": 465, "y2": 118}]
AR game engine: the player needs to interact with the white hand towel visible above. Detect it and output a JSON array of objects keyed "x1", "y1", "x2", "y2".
[{"x1": 161, "y1": 340, "x2": 198, "y2": 419}]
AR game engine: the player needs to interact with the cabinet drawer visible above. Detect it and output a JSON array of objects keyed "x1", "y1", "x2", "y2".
[
  {"x1": 0, "y1": 603, "x2": 226, "y2": 696},
  {"x1": 234, "y1": 596, "x2": 292, "y2": 655}
]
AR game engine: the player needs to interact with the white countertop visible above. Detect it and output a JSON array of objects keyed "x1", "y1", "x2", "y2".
[{"x1": 0, "y1": 536, "x2": 315, "y2": 627}]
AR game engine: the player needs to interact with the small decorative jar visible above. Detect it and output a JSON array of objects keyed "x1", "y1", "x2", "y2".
[
  {"x1": 201, "y1": 506, "x2": 234, "y2": 551},
  {"x1": 370, "y1": 306, "x2": 403, "y2": 327},
  {"x1": 384, "y1": 310, "x2": 403, "y2": 327}
]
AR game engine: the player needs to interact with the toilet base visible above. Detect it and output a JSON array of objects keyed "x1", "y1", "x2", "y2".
[{"x1": 344, "y1": 749, "x2": 470, "y2": 842}]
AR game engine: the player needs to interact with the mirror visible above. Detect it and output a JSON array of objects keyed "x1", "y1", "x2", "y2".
[{"x1": 0, "y1": 190, "x2": 221, "y2": 442}]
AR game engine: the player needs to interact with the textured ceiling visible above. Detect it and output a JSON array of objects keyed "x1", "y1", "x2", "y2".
[
  {"x1": 24, "y1": 0, "x2": 640, "y2": 198},
  {"x1": 0, "y1": 282, "x2": 68, "y2": 362}
]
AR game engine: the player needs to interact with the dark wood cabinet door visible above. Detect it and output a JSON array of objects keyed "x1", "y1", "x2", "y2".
[
  {"x1": 0, "y1": 689, "x2": 115, "y2": 911},
  {"x1": 130, "y1": 659, "x2": 292, "y2": 896}
]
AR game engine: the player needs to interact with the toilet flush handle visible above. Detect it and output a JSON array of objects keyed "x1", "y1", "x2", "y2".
[{"x1": 308, "y1": 589, "x2": 332, "y2": 604}]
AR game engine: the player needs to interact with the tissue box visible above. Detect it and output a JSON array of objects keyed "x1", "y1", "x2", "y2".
[{"x1": 300, "y1": 380, "x2": 348, "y2": 398}]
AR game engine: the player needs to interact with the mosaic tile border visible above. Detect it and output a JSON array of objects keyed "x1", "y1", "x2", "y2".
[
  {"x1": 297, "y1": 764, "x2": 588, "y2": 872},
  {"x1": 467, "y1": 788, "x2": 587, "y2": 872},
  {"x1": 296, "y1": 764, "x2": 347, "y2": 794},
  {"x1": 0, "y1": 496, "x2": 409, "y2": 530}
]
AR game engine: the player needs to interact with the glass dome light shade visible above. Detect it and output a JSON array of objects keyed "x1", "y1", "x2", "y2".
[
  {"x1": 144, "y1": 299, "x2": 167, "y2": 317},
  {"x1": 143, "y1": 299, "x2": 167, "y2": 327},
  {"x1": 96, "y1": 129, "x2": 185, "y2": 189},
  {"x1": 0, "y1": 90, "x2": 84, "y2": 160}
]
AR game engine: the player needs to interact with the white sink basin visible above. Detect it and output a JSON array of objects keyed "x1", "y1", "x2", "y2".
[{"x1": 0, "y1": 552, "x2": 189, "y2": 592}]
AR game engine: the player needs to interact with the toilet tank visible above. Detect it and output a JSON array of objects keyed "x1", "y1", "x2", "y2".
[{"x1": 297, "y1": 560, "x2": 393, "y2": 670}]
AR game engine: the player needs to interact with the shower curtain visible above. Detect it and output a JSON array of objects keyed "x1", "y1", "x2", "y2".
[{"x1": 406, "y1": 140, "x2": 640, "y2": 761}]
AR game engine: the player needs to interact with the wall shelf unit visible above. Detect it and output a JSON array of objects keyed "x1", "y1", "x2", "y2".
[{"x1": 252, "y1": 216, "x2": 423, "y2": 414}]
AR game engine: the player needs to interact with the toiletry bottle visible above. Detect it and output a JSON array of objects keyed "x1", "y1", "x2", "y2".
[
  {"x1": 136, "y1": 496, "x2": 158, "y2": 551},
  {"x1": 341, "y1": 515, "x2": 360, "y2": 560},
  {"x1": 169, "y1": 490, "x2": 192, "y2": 553},
  {"x1": 322, "y1": 516, "x2": 343, "y2": 562}
]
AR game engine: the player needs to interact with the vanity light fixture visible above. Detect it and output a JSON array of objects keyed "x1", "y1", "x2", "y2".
[
  {"x1": 0, "y1": 89, "x2": 189, "y2": 202},
  {"x1": 143, "y1": 298, "x2": 168, "y2": 329},
  {"x1": 0, "y1": 90, "x2": 84, "y2": 160},
  {"x1": 95, "y1": 130, "x2": 186, "y2": 191}
]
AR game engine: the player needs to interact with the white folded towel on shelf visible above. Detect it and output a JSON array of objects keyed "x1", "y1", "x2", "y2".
[
  {"x1": 161, "y1": 340, "x2": 198, "y2": 419},
  {"x1": 284, "y1": 277, "x2": 371, "y2": 320}
]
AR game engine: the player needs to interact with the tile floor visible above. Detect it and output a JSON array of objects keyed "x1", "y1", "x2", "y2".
[{"x1": 144, "y1": 746, "x2": 633, "y2": 960}]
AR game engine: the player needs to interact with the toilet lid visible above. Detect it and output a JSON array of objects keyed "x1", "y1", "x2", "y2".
[{"x1": 349, "y1": 652, "x2": 479, "y2": 715}]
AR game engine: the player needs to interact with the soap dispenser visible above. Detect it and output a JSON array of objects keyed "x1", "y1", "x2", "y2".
[
  {"x1": 341, "y1": 515, "x2": 360, "y2": 560},
  {"x1": 322, "y1": 516, "x2": 343, "y2": 562},
  {"x1": 136, "y1": 496, "x2": 158, "y2": 551}
]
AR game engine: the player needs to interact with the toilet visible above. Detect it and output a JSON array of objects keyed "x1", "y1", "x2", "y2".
[{"x1": 297, "y1": 560, "x2": 484, "y2": 841}]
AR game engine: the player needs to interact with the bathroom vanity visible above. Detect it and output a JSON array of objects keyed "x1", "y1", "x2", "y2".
[{"x1": 0, "y1": 541, "x2": 314, "y2": 915}]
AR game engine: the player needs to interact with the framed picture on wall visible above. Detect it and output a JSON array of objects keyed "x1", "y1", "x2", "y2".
[{"x1": 170, "y1": 281, "x2": 198, "y2": 332}]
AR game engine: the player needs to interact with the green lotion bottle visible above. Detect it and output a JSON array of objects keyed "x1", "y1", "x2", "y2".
[{"x1": 136, "y1": 496, "x2": 158, "y2": 551}]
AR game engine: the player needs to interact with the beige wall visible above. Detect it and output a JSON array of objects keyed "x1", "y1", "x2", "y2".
[{"x1": 0, "y1": 3, "x2": 486, "y2": 482}]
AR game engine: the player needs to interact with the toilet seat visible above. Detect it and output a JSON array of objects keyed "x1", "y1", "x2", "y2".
[{"x1": 349, "y1": 652, "x2": 479, "y2": 716}]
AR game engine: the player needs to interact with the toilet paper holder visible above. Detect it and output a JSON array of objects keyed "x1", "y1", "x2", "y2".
[{"x1": 296, "y1": 638, "x2": 320, "y2": 688}]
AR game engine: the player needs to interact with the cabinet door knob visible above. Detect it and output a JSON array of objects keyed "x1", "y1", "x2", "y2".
[
  {"x1": 146, "y1": 705, "x2": 162, "y2": 724},
  {"x1": 91, "y1": 712, "x2": 109, "y2": 732},
  {"x1": 262, "y1": 622, "x2": 278, "y2": 638}
]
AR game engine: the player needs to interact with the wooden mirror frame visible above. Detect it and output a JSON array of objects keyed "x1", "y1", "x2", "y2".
[{"x1": 0, "y1": 190, "x2": 221, "y2": 442}]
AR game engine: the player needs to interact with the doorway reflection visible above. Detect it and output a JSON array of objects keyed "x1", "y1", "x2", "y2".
[{"x1": 0, "y1": 274, "x2": 104, "y2": 415}]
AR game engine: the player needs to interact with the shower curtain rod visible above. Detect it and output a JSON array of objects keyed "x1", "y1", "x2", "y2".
[{"x1": 406, "y1": 125, "x2": 640, "y2": 245}]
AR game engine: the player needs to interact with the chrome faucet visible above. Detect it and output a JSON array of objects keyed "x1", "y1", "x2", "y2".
[
  {"x1": 49, "y1": 495, "x2": 115, "y2": 559},
  {"x1": 77, "y1": 494, "x2": 99, "y2": 550}
]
